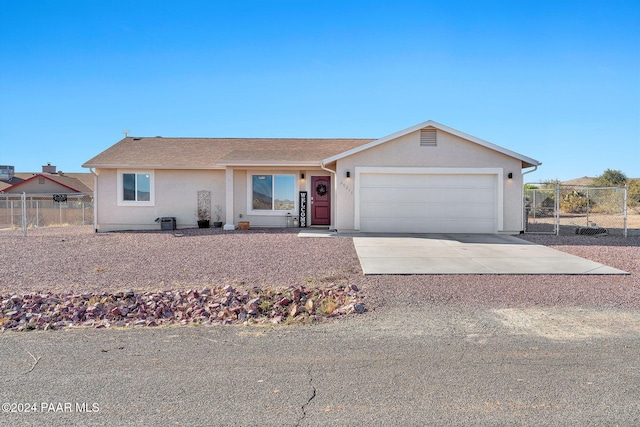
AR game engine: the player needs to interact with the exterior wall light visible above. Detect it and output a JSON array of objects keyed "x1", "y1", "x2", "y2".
[
  {"x1": 346, "y1": 171, "x2": 351, "y2": 178},
  {"x1": 300, "y1": 173, "x2": 305, "y2": 179},
  {"x1": 508, "y1": 172, "x2": 513, "y2": 179}
]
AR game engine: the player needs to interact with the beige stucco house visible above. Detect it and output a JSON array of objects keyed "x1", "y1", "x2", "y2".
[{"x1": 82, "y1": 120, "x2": 540, "y2": 233}]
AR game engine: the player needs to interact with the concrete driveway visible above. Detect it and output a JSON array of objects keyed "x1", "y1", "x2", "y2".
[{"x1": 352, "y1": 234, "x2": 628, "y2": 275}]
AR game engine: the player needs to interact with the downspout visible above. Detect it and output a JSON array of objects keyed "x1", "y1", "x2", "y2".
[
  {"x1": 521, "y1": 164, "x2": 539, "y2": 232},
  {"x1": 90, "y1": 168, "x2": 98, "y2": 232},
  {"x1": 522, "y1": 164, "x2": 538, "y2": 177},
  {"x1": 320, "y1": 161, "x2": 337, "y2": 231}
]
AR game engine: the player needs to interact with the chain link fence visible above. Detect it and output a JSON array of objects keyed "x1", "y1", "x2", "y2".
[
  {"x1": 523, "y1": 185, "x2": 558, "y2": 234},
  {"x1": 524, "y1": 184, "x2": 630, "y2": 236},
  {"x1": 0, "y1": 193, "x2": 94, "y2": 235}
]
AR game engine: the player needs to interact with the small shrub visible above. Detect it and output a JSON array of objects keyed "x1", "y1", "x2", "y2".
[
  {"x1": 561, "y1": 190, "x2": 589, "y2": 213},
  {"x1": 258, "y1": 300, "x2": 273, "y2": 312}
]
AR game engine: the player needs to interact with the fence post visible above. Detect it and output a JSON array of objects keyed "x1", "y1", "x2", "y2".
[
  {"x1": 21, "y1": 192, "x2": 27, "y2": 236},
  {"x1": 586, "y1": 187, "x2": 590, "y2": 226},
  {"x1": 532, "y1": 190, "x2": 536, "y2": 223},
  {"x1": 553, "y1": 183, "x2": 560, "y2": 236},
  {"x1": 623, "y1": 185, "x2": 628, "y2": 238}
]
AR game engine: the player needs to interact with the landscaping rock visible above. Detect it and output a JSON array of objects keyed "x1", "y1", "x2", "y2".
[
  {"x1": 0, "y1": 284, "x2": 366, "y2": 332},
  {"x1": 305, "y1": 299, "x2": 315, "y2": 313}
]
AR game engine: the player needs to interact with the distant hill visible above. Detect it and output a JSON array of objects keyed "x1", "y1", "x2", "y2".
[
  {"x1": 562, "y1": 176, "x2": 595, "y2": 186},
  {"x1": 562, "y1": 176, "x2": 639, "y2": 186},
  {"x1": 252, "y1": 191, "x2": 272, "y2": 210}
]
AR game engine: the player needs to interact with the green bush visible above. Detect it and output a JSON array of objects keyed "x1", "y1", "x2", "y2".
[
  {"x1": 628, "y1": 180, "x2": 640, "y2": 207},
  {"x1": 560, "y1": 190, "x2": 590, "y2": 213}
]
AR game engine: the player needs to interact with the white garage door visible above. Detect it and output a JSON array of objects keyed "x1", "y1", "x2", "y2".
[{"x1": 358, "y1": 173, "x2": 497, "y2": 233}]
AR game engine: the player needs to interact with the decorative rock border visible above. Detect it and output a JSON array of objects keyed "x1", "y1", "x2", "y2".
[{"x1": 1, "y1": 284, "x2": 365, "y2": 332}]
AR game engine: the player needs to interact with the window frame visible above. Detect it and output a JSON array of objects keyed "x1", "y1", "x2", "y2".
[
  {"x1": 117, "y1": 170, "x2": 155, "y2": 206},
  {"x1": 247, "y1": 172, "x2": 297, "y2": 215}
]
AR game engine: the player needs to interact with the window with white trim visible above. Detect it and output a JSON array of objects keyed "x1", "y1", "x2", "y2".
[
  {"x1": 251, "y1": 174, "x2": 295, "y2": 211},
  {"x1": 117, "y1": 171, "x2": 155, "y2": 206}
]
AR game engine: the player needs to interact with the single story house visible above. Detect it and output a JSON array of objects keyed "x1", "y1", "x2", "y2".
[{"x1": 82, "y1": 120, "x2": 541, "y2": 234}]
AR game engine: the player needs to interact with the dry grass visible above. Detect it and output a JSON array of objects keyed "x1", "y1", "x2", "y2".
[
  {"x1": 527, "y1": 213, "x2": 640, "y2": 235},
  {"x1": 318, "y1": 297, "x2": 339, "y2": 315}
]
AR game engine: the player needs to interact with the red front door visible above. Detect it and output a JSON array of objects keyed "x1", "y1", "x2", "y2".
[{"x1": 311, "y1": 176, "x2": 331, "y2": 225}]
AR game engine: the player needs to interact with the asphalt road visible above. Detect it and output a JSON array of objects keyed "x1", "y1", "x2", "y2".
[{"x1": 1, "y1": 306, "x2": 639, "y2": 426}]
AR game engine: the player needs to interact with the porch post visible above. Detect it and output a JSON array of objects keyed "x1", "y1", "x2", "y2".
[{"x1": 223, "y1": 168, "x2": 235, "y2": 230}]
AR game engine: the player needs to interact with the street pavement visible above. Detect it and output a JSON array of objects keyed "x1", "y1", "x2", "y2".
[{"x1": 1, "y1": 306, "x2": 639, "y2": 426}]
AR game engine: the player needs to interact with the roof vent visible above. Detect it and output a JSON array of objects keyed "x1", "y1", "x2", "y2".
[{"x1": 420, "y1": 128, "x2": 437, "y2": 147}]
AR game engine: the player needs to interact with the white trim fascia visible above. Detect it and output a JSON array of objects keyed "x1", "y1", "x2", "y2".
[
  {"x1": 217, "y1": 160, "x2": 320, "y2": 167},
  {"x1": 83, "y1": 164, "x2": 224, "y2": 170},
  {"x1": 323, "y1": 120, "x2": 541, "y2": 168},
  {"x1": 354, "y1": 166, "x2": 504, "y2": 232}
]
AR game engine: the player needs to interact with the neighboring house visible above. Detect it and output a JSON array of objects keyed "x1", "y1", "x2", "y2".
[
  {"x1": 0, "y1": 164, "x2": 94, "y2": 194},
  {"x1": 82, "y1": 120, "x2": 541, "y2": 233}
]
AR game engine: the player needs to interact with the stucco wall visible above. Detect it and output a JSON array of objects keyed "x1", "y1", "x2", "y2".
[
  {"x1": 334, "y1": 129, "x2": 524, "y2": 232},
  {"x1": 95, "y1": 168, "x2": 225, "y2": 232},
  {"x1": 96, "y1": 167, "x2": 334, "y2": 231},
  {"x1": 229, "y1": 168, "x2": 328, "y2": 228}
]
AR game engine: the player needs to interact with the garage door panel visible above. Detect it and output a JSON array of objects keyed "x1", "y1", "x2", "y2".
[
  {"x1": 463, "y1": 189, "x2": 495, "y2": 204},
  {"x1": 360, "y1": 174, "x2": 494, "y2": 189},
  {"x1": 361, "y1": 187, "x2": 494, "y2": 204},
  {"x1": 360, "y1": 202, "x2": 495, "y2": 220},
  {"x1": 359, "y1": 172, "x2": 497, "y2": 233},
  {"x1": 361, "y1": 218, "x2": 496, "y2": 234}
]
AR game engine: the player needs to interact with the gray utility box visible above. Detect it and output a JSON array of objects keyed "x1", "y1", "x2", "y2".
[{"x1": 160, "y1": 217, "x2": 176, "y2": 231}]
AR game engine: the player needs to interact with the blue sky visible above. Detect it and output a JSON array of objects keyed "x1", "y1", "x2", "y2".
[{"x1": 1, "y1": 0, "x2": 638, "y2": 182}]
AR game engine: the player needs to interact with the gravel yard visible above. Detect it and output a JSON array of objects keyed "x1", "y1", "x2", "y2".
[
  {"x1": 1, "y1": 226, "x2": 638, "y2": 311},
  {"x1": 0, "y1": 227, "x2": 360, "y2": 294}
]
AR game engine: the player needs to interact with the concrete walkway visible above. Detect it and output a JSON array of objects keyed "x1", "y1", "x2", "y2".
[{"x1": 351, "y1": 234, "x2": 628, "y2": 275}]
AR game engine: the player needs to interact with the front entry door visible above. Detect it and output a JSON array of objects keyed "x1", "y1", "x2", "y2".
[{"x1": 311, "y1": 176, "x2": 331, "y2": 225}]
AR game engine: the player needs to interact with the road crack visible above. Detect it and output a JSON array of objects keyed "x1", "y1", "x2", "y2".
[
  {"x1": 296, "y1": 364, "x2": 316, "y2": 426},
  {"x1": 22, "y1": 349, "x2": 41, "y2": 374}
]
